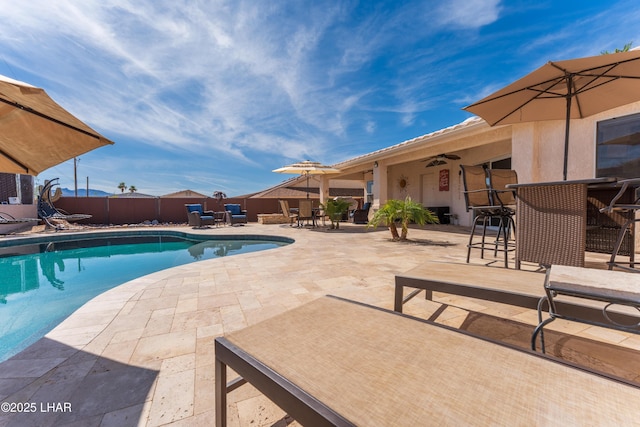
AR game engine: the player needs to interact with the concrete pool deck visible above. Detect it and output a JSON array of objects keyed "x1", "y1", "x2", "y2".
[{"x1": 0, "y1": 222, "x2": 639, "y2": 426}]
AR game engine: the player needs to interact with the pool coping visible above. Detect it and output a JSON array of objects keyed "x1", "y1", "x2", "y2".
[{"x1": 0, "y1": 228, "x2": 294, "y2": 248}]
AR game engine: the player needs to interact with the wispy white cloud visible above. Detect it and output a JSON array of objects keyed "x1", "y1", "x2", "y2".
[
  {"x1": 435, "y1": 0, "x2": 502, "y2": 29},
  {"x1": 0, "y1": 0, "x2": 631, "y2": 195}
]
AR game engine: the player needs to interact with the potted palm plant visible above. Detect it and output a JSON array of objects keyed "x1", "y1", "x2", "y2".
[
  {"x1": 320, "y1": 198, "x2": 351, "y2": 229},
  {"x1": 367, "y1": 196, "x2": 438, "y2": 241}
]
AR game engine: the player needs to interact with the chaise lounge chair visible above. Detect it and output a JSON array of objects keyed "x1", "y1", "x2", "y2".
[
  {"x1": 0, "y1": 212, "x2": 39, "y2": 225},
  {"x1": 37, "y1": 179, "x2": 92, "y2": 229},
  {"x1": 216, "y1": 296, "x2": 640, "y2": 426}
]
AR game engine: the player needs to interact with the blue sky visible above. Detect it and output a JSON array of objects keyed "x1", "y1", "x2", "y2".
[{"x1": 1, "y1": 1, "x2": 639, "y2": 196}]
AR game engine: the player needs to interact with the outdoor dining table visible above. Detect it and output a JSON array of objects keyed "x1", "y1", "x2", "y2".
[{"x1": 507, "y1": 177, "x2": 621, "y2": 269}]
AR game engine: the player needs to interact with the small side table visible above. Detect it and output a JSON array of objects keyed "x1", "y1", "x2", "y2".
[
  {"x1": 214, "y1": 211, "x2": 226, "y2": 227},
  {"x1": 532, "y1": 265, "x2": 640, "y2": 352}
]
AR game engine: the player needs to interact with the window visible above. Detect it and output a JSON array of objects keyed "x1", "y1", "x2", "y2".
[
  {"x1": 596, "y1": 113, "x2": 640, "y2": 178},
  {"x1": 490, "y1": 157, "x2": 511, "y2": 170},
  {"x1": 478, "y1": 157, "x2": 511, "y2": 170},
  {"x1": 366, "y1": 180, "x2": 373, "y2": 203}
]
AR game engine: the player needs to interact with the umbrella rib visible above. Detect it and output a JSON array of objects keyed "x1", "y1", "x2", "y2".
[
  {"x1": 0, "y1": 97, "x2": 103, "y2": 140},
  {"x1": 467, "y1": 75, "x2": 566, "y2": 105},
  {"x1": 0, "y1": 147, "x2": 30, "y2": 173},
  {"x1": 486, "y1": 77, "x2": 566, "y2": 125}
]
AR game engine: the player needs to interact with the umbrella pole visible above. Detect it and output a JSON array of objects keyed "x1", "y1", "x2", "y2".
[{"x1": 562, "y1": 75, "x2": 573, "y2": 181}]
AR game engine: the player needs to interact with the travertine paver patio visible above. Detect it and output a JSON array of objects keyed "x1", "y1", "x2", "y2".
[{"x1": 0, "y1": 223, "x2": 638, "y2": 426}]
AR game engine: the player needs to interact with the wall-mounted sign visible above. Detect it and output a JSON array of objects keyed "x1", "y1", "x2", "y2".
[{"x1": 439, "y1": 169, "x2": 449, "y2": 191}]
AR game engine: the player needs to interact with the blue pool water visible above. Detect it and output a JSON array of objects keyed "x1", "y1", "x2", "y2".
[{"x1": 0, "y1": 231, "x2": 291, "y2": 362}]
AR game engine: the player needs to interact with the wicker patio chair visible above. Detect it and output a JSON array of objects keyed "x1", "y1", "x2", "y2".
[
  {"x1": 351, "y1": 202, "x2": 371, "y2": 224},
  {"x1": 224, "y1": 204, "x2": 248, "y2": 225},
  {"x1": 185, "y1": 204, "x2": 215, "y2": 228}
]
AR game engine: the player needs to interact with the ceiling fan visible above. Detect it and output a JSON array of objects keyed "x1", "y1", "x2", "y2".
[{"x1": 422, "y1": 153, "x2": 461, "y2": 167}]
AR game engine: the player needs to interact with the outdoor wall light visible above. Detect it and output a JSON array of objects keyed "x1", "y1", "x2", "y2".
[{"x1": 374, "y1": 161, "x2": 378, "y2": 168}]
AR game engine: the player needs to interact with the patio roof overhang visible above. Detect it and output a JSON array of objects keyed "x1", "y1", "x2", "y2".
[{"x1": 333, "y1": 117, "x2": 512, "y2": 177}]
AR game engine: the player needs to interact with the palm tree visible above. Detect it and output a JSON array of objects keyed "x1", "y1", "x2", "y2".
[
  {"x1": 368, "y1": 196, "x2": 439, "y2": 241},
  {"x1": 118, "y1": 182, "x2": 127, "y2": 193},
  {"x1": 368, "y1": 199, "x2": 402, "y2": 240},
  {"x1": 213, "y1": 190, "x2": 227, "y2": 209},
  {"x1": 602, "y1": 42, "x2": 633, "y2": 54},
  {"x1": 129, "y1": 185, "x2": 137, "y2": 193}
]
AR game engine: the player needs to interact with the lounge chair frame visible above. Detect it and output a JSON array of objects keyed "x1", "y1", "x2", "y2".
[
  {"x1": 0, "y1": 212, "x2": 39, "y2": 224},
  {"x1": 216, "y1": 338, "x2": 352, "y2": 426},
  {"x1": 532, "y1": 265, "x2": 640, "y2": 353},
  {"x1": 395, "y1": 261, "x2": 640, "y2": 325},
  {"x1": 215, "y1": 295, "x2": 640, "y2": 426}
]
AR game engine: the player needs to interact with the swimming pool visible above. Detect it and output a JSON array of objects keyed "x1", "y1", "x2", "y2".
[{"x1": 0, "y1": 230, "x2": 292, "y2": 362}]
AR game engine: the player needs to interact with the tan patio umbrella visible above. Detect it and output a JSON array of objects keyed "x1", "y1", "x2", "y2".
[
  {"x1": 272, "y1": 160, "x2": 340, "y2": 198},
  {"x1": 0, "y1": 75, "x2": 114, "y2": 175},
  {"x1": 463, "y1": 49, "x2": 640, "y2": 180}
]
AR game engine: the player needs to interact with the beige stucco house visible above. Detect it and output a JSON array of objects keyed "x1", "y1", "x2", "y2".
[{"x1": 312, "y1": 99, "x2": 640, "y2": 227}]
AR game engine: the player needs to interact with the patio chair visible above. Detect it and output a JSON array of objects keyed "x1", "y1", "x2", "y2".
[
  {"x1": 460, "y1": 165, "x2": 511, "y2": 267},
  {"x1": 279, "y1": 200, "x2": 299, "y2": 226},
  {"x1": 185, "y1": 204, "x2": 215, "y2": 228},
  {"x1": 224, "y1": 203, "x2": 248, "y2": 225},
  {"x1": 599, "y1": 177, "x2": 640, "y2": 272},
  {"x1": 38, "y1": 179, "x2": 92, "y2": 229},
  {"x1": 297, "y1": 199, "x2": 316, "y2": 227},
  {"x1": 351, "y1": 202, "x2": 371, "y2": 224}
]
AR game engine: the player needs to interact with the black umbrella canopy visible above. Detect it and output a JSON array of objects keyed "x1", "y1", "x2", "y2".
[{"x1": 464, "y1": 49, "x2": 640, "y2": 180}]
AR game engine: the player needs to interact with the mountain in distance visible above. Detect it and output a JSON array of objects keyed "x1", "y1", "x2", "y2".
[{"x1": 60, "y1": 187, "x2": 112, "y2": 197}]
